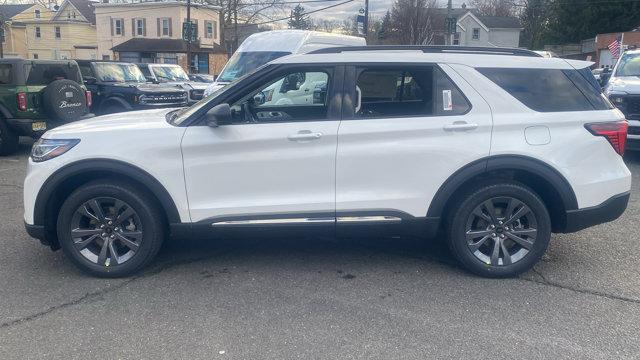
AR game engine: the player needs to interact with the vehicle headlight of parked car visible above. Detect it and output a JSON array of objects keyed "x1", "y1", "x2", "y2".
[{"x1": 31, "y1": 138, "x2": 80, "y2": 162}]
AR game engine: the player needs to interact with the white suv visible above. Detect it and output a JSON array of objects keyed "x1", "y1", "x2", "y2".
[{"x1": 24, "y1": 46, "x2": 631, "y2": 278}]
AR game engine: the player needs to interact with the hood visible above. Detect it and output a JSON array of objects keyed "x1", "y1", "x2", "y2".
[
  {"x1": 110, "y1": 82, "x2": 186, "y2": 94},
  {"x1": 44, "y1": 108, "x2": 178, "y2": 138},
  {"x1": 160, "y1": 81, "x2": 208, "y2": 90},
  {"x1": 606, "y1": 76, "x2": 640, "y2": 94}
]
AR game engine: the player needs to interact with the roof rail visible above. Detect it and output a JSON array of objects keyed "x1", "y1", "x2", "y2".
[{"x1": 309, "y1": 45, "x2": 542, "y2": 57}]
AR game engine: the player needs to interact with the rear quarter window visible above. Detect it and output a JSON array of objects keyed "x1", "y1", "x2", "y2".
[
  {"x1": 0, "y1": 64, "x2": 12, "y2": 84},
  {"x1": 478, "y1": 68, "x2": 612, "y2": 112}
]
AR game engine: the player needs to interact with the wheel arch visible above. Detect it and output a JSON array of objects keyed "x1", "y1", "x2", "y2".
[
  {"x1": 427, "y1": 155, "x2": 578, "y2": 232},
  {"x1": 0, "y1": 103, "x2": 13, "y2": 119},
  {"x1": 99, "y1": 96, "x2": 132, "y2": 113},
  {"x1": 34, "y1": 159, "x2": 181, "y2": 248}
]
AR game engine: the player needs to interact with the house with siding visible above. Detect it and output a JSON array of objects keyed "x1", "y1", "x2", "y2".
[
  {"x1": 0, "y1": 4, "x2": 44, "y2": 58},
  {"x1": 433, "y1": 6, "x2": 522, "y2": 48},
  {"x1": 94, "y1": 1, "x2": 226, "y2": 74},
  {"x1": 23, "y1": 0, "x2": 98, "y2": 60}
]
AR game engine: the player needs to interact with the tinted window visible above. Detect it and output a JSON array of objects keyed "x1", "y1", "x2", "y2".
[
  {"x1": 24, "y1": 63, "x2": 82, "y2": 85},
  {"x1": 355, "y1": 66, "x2": 470, "y2": 118},
  {"x1": 0, "y1": 64, "x2": 12, "y2": 84},
  {"x1": 230, "y1": 70, "x2": 330, "y2": 123},
  {"x1": 434, "y1": 68, "x2": 471, "y2": 115},
  {"x1": 478, "y1": 68, "x2": 598, "y2": 112},
  {"x1": 566, "y1": 69, "x2": 613, "y2": 110}
]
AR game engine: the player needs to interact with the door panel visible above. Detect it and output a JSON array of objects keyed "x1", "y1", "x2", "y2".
[
  {"x1": 336, "y1": 64, "x2": 492, "y2": 218},
  {"x1": 181, "y1": 66, "x2": 342, "y2": 223}
]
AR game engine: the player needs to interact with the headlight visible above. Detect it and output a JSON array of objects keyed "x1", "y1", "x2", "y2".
[
  {"x1": 31, "y1": 138, "x2": 80, "y2": 162},
  {"x1": 608, "y1": 94, "x2": 625, "y2": 104}
]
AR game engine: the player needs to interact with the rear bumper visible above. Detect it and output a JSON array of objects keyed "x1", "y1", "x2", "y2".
[
  {"x1": 562, "y1": 192, "x2": 630, "y2": 233},
  {"x1": 6, "y1": 113, "x2": 94, "y2": 137}
]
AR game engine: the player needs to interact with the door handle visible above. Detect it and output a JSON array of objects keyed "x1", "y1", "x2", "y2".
[
  {"x1": 288, "y1": 130, "x2": 322, "y2": 141},
  {"x1": 443, "y1": 121, "x2": 478, "y2": 131}
]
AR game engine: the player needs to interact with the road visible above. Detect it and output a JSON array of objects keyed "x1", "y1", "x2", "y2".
[{"x1": 1, "y1": 139, "x2": 639, "y2": 359}]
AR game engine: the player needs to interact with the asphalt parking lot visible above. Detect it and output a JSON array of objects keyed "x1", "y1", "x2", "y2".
[{"x1": 1, "y1": 140, "x2": 640, "y2": 360}]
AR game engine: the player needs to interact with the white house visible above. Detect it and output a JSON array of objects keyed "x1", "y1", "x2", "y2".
[{"x1": 434, "y1": 7, "x2": 522, "y2": 48}]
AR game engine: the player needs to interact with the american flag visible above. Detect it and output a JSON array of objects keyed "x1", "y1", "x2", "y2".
[{"x1": 608, "y1": 34, "x2": 622, "y2": 58}]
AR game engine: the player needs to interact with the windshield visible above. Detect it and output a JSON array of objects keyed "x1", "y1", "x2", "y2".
[
  {"x1": 615, "y1": 53, "x2": 640, "y2": 77},
  {"x1": 216, "y1": 51, "x2": 290, "y2": 83},
  {"x1": 94, "y1": 63, "x2": 147, "y2": 83},
  {"x1": 152, "y1": 65, "x2": 190, "y2": 82}
]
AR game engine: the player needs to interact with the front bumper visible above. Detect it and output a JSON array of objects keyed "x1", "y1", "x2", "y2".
[{"x1": 563, "y1": 192, "x2": 630, "y2": 233}]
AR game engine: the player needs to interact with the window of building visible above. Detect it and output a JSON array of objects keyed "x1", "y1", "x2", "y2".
[
  {"x1": 33, "y1": 53, "x2": 38, "y2": 59},
  {"x1": 113, "y1": 18, "x2": 123, "y2": 36},
  {"x1": 55, "y1": 26, "x2": 61, "y2": 39},
  {"x1": 353, "y1": 66, "x2": 470, "y2": 118},
  {"x1": 161, "y1": 18, "x2": 171, "y2": 36},
  {"x1": 35, "y1": 26, "x2": 41, "y2": 38},
  {"x1": 453, "y1": 32, "x2": 460, "y2": 45},
  {"x1": 472, "y1": 28, "x2": 480, "y2": 40},
  {"x1": 102, "y1": 54, "x2": 111, "y2": 60},
  {"x1": 205, "y1": 20, "x2": 214, "y2": 38},
  {"x1": 478, "y1": 68, "x2": 610, "y2": 112},
  {"x1": 34, "y1": 9, "x2": 40, "y2": 19},
  {"x1": 135, "y1": 18, "x2": 145, "y2": 36}
]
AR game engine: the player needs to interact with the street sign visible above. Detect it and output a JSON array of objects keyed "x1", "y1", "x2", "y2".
[
  {"x1": 182, "y1": 21, "x2": 198, "y2": 42},
  {"x1": 356, "y1": 14, "x2": 365, "y2": 36},
  {"x1": 445, "y1": 17, "x2": 457, "y2": 35}
]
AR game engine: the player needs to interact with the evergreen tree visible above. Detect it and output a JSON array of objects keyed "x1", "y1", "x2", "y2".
[
  {"x1": 377, "y1": 10, "x2": 392, "y2": 43},
  {"x1": 288, "y1": 4, "x2": 310, "y2": 30}
]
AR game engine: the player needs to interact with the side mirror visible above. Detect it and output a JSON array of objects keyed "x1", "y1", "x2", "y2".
[
  {"x1": 205, "y1": 103, "x2": 232, "y2": 127},
  {"x1": 84, "y1": 76, "x2": 96, "y2": 85},
  {"x1": 599, "y1": 73, "x2": 611, "y2": 87}
]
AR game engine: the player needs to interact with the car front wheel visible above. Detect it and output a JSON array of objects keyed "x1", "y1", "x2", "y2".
[
  {"x1": 57, "y1": 180, "x2": 164, "y2": 277},
  {"x1": 447, "y1": 182, "x2": 551, "y2": 278}
]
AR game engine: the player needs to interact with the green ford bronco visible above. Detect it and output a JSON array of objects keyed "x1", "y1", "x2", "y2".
[{"x1": 0, "y1": 59, "x2": 92, "y2": 155}]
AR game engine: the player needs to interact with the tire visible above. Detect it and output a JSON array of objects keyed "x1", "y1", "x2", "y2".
[
  {"x1": 42, "y1": 79, "x2": 87, "y2": 123},
  {"x1": 0, "y1": 118, "x2": 19, "y2": 156},
  {"x1": 446, "y1": 181, "x2": 551, "y2": 278},
  {"x1": 56, "y1": 180, "x2": 165, "y2": 278}
]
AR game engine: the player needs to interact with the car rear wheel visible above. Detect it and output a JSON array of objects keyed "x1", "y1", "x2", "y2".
[
  {"x1": 447, "y1": 181, "x2": 551, "y2": 278},
  {"x1": 57, "y1": 180, "x2": 164, "y2": 277},
  {"x1": 0, "y1": 118, "x2": 19, "y2": 155}
]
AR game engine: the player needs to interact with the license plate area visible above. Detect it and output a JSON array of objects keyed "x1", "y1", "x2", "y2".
[{"x1": 32, "y1": 122, "x2": 46, "y2": 131}]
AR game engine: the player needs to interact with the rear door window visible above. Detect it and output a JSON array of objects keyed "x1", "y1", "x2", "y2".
[
  {"x1": 478, "y1": 68, "x2": 611, "y2": 112},
  {"x1": 354, "y1": 66, "x2": 470, "y2": 118}
]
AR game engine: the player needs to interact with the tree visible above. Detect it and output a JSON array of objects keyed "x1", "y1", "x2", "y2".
[
  {"x1": 390, "y1": 0, "x2": 438, "y2": 45},
  {"x1": 377, "y1": 10, "x2": 392, "y2": 43},
  {"x1": 519, "y1": 0, "x2": 550, "y2": 49},
  {"x1": 545, "y1": 0, "x2": 640, "y2": 44},
  {"x1": 288, "y1": 4, "x2": 310, "y2": 29},
  {"x1": 471, "y1": 0, "x2": 516, "y2": 17}
]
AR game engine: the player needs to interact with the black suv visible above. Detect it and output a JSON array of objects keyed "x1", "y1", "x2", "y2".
[
  {"x1": 0, "y1": 59, "x2": 91, "y2": 155},
  {"x1": 76, "y1": 60, "x2": 188, "y2": 114}
]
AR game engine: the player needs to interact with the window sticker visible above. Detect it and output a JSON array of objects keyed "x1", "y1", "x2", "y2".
[{"x1": 442, "y1": 89, "x2": 453, "y2": 111}]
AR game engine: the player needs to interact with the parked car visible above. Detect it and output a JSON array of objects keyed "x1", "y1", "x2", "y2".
[
  {"x1": 203, "y1": 30, "x2": 366, "y2": 97},
  {"x1": 76, "y1": 60, "x2": 188, "y2": 115},
  {"x1": 25, "y1": 46, "x2": 630, "y2": 278},
  {"x1": 137, "y1": 63, "x2": 208, "y2": 104},
  {"x1": 189, "y1": 73, "x2": 215, "y2": 83},
  {"x1": 603, "y1": 49, "x2": 640, "y2": 150},
  {"x1": 0, "y1": 59, "x2": 91, "y2": 155}
]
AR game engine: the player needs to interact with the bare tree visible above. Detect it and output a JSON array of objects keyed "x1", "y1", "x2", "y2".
[
  {"x1": 391, "y1": 0, "x2": 438, "y2": 45},
  {"x1": 519, "y1": 0, "x2": 549, "y2": 49},
  {"x1": 471, "y1": 0, "x2": 517, "y2": 17}
]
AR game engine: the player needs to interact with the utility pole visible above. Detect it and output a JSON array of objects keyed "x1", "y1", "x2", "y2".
[
  {"x1": 186, "y1": 0, "x2": 192, "y2": 72},
  {"x1": 445, "y1": 0, "x2": 453, "y2": 45},
  {"x1": 0, "y1": 13, "x2": 4, "y2": 59},
  {"x1": 363, "y1": 0, "x2": 369, "y2": 37}
]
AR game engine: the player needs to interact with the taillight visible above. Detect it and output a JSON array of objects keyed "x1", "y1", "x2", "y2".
[
  {"x1": 85, "y1": 90, "x2": 92, "y2": 108},
  {"x1": 17, "y1": 92, "x2": 27, "y2": 111},
  {"x1": 585, "y1": 121, "x2": 628, "y2": 156}
]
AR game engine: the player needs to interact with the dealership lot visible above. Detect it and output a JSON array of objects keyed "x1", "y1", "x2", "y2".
[{"x1": 1, "y1": 140, "x2": 640, "y2": 359}]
